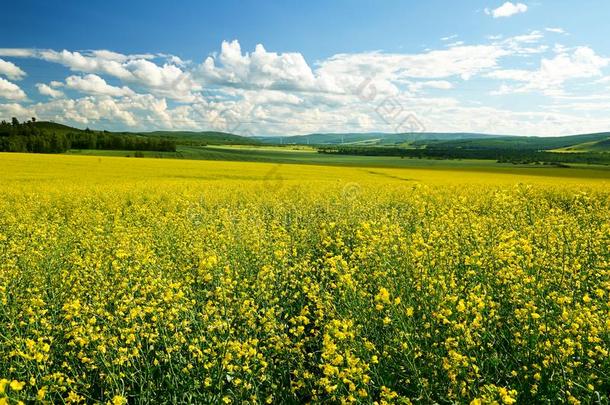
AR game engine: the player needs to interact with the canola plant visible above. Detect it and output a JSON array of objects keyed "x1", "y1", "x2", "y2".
[{"x1": 0, "y1": 153, "x2": 609, "y2": 404}]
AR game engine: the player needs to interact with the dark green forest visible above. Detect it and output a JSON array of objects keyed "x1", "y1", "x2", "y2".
[
  {"x1": 318, "y1": 145, "x2": 610, "y2": 165},
  {"x1": 0, "y1": 118, "x2": 176, "y2": 153}
]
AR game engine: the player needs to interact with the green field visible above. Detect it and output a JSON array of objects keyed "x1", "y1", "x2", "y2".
[
  {"x1": 5, "y1": 121, "x2": 609, "y2": 168},
  {"x1": 64, "y1": 144, "x2": 610, "y2": 180}
]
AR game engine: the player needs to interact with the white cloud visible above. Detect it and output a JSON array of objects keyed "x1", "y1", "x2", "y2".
[
  {"x1": 1, "y1": 48, "x2": 198, "y2": 101},
  {"x1": 509, "y1": 31, "x2": 543, "y2": 44},
  {"x1": 545, "y1": 27, "x2": 566, "y2": 34},
  {"x1": 88, "y1": 49, "x2": 156, "y2": 62},
  {"x1": 317, "y1": 44, "x2": 510, "y2": 94},
  {"x1": 242, "y1": 89, "x2": 303, "y2": 105},
  {"x1": 409, "y1": 80, "x2": 454, "y2": 92},
  {"x1": 0, "y1": 103, "x2": 31, "y2": 121},
  {"x1": 485, "y1": 2, "x2": 528, "y2": 18},
  {"x1": 124, "y1": 59, "x2": 199, "y2": 100},
  {"x1": 495, "y1": 31, "x2": 548, "y2": 55},
  {"x1": 0, "y1": 78, "x2": 27, "y2": 100},
  {"x1": 36, "y1": 83, "x2": 64, "y2": 98},
  {"x1": 0, "y1": 40, "x2": 526, "y2": 106},
  {"x1": 541, "y1": 47, "x2": 608, "y2": 81},
  {"x1": 0, "y1": 59, "x2": 26, "y2": 80},
  {"x1": 166, "y1": 55, "x2": 186, "y2": 66},
  {"x1": 65, "y1": 74, "x2": 135, "y2": 97},
  {"x1": 198, "y1": 40, "x2": 320, "y2": 92},
  {"x1": 488, "y1": 46, "x2": 609, "y2": 95},
  {"x1": 1, "y1": 35, "x2": 610, "y2": 136},
  {"x1": 441, "y1": 34, "x2": 458, "y2": 41},
  {"x1": 31, "y1": 96, "x2": 137, "y2": 127},
  {"x1": 39, "y1": 49, "x2": 133, "y2": 80},
  {"x1": 0, "y1": 48, "x2": 36, "y2": 57},
  {"x1": 446, "y1": 41, "x2": 465, "y2": 47},
  {"x1": 488, "y1": 69, "x2": 533, "y2": 82}
]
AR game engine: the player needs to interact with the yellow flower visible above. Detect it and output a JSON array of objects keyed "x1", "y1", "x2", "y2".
[
  {"x1": 111, "y1": 395, "x2": 127, "y2": 405},
  {"x1": 67, "y1": 391, "x2": 84, "y2": 403},
  {"x1": 375, "y1": 287, "x2": 391, "y2": 305},
  {"x1": 10, "y1": 380, "x2": 25, "y2": 391},
  {"x1": 37, "y1": 387, "x2": 48, "y2": 400}
]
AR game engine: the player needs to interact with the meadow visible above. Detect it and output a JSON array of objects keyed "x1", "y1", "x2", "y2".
[{"x1": 1, "y1": 153, "x2": 609, "y2": 404}]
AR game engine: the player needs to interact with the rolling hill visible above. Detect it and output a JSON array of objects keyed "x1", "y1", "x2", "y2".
[
  {"x1": 256, "y1": 131, "x2": 610, "y2": 153},
  {"x1": 25, "y1": 122, "x2": 610, "y2": 152},
  {"x1": 6, "y1": 121, "x2": 609, "y2": 165},
  {"x1": 414, "y1": 132, "x2": 610, "y2": 152},
  {"x1": 142, "y1": 130, "x2": 260, "y2": 145},
  {"x1": 254, "y1": 132, "x2": 496, "y2": 146},
  {"x1": 28, "y1": 122, "x2": 259, "y2": 145}
]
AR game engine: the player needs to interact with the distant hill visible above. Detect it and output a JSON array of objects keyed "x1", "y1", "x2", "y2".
[
  {"x1": 17, "y1": 121, "x2": 610, "y2": 154},
  {"x1": 416, "y1": 132, "x2": 610, "y2": 151},
  {"x1": 549, "y1": 135, "x2": 610, "y2": 153},
  {"x1": 255, "y1": 132, "x2": 496, "y2": 146},
  {"x1": 28, "y1": 122, "x2": 259, "y2": 145},
  {"x1": 256, "y1": 131, "x2": 610, "y2": 153},
  {"x1": 30, "y1": 121, "x2": 82, "y2": 135},
  {"x1": 143, "y1": 131, "x2": 260, "y2": 145}
]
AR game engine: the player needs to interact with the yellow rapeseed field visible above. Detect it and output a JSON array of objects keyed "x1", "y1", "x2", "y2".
[{"x1": 1, "y1": 153, "x2": 609, "y2": 404}]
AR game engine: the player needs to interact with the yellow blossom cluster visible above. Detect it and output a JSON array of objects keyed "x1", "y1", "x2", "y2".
[{"x1": 0, "y1": 153, "x2": 609, "y2": 403}]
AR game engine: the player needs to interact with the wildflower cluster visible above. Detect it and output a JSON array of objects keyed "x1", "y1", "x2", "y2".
[{"x1": 0, "y1": 154, "x2": 609, "y2": 403}]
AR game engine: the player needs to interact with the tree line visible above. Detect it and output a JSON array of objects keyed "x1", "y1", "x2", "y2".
[
  {"x1": 0, "y1": 118, "x2": 176, "y2": 154},
  {"x1": 317, "y1": 145, "x2": 610, "y2": 165}
]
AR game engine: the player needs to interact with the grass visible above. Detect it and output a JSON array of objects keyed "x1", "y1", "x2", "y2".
[
  {"x1": 63, "y1": 145, "x2": 610, "y2": 179},
  {"x1": 551, "y1": 139, "x2": 610, "y2": 153}
]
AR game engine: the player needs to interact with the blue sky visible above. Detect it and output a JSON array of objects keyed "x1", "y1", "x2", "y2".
[{"x1": 1, "y1": 0, "x2": 610, "y2": 135}]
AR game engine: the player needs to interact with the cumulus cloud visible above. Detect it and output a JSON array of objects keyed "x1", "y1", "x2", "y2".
[
  {"x1": 198, "y1": 40, "x2": 320, "y2": 92},
  {"x1": 0, "y1": 102, "x2": 30, "y2": 119},
  {"x1": 39, "y1": 49, "x2": 133, "y2": 80},
  {"x1": 409, "y1": 80, "x2": 454, "y2": 92},
  {"x1": 0, "y1": 59, "x2": 26, "y2": 80},
  {"x1": 44, "y1": 50, "x2": 201, "y2": 101},
  {"x1": 124, "y1": 59, "x2": 199, "y2": 100},
  {"x1": 1, "y1": 48, "x2": 198, "y2": 101},
  {"x1": 65, "y1": 74, "x2": 135, "y2": 97},
  {"x1": 202, "y1": 40, "x2": 513, "y2": 96},
  {"x1": 317, "y1": 44, "x2": 509, "y2": 97},
  {"x1": 485, "y1": 2, "x2": 528, "y2": 18},
  {"x1": 31, "y1": 96, "x2": 137, "y2": 127},
  {"x1": 1, "y1": 34, "x2": 610, "y2": 136},
  {"x1": 488, "y1": 46, "x2": 609, "y2": 95},
  {"x1": 0, "y1": 48, "x2": 36, "y2": 57},
  {"x1": 0, "y1": 40, "x2": 526, "y2": 105},
  {"x1": 0, "y1": 78, "x2": 27, "y2": 100},
  {"x1": 36, "y1": 83, "x2": 64, "y2": 98}
]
